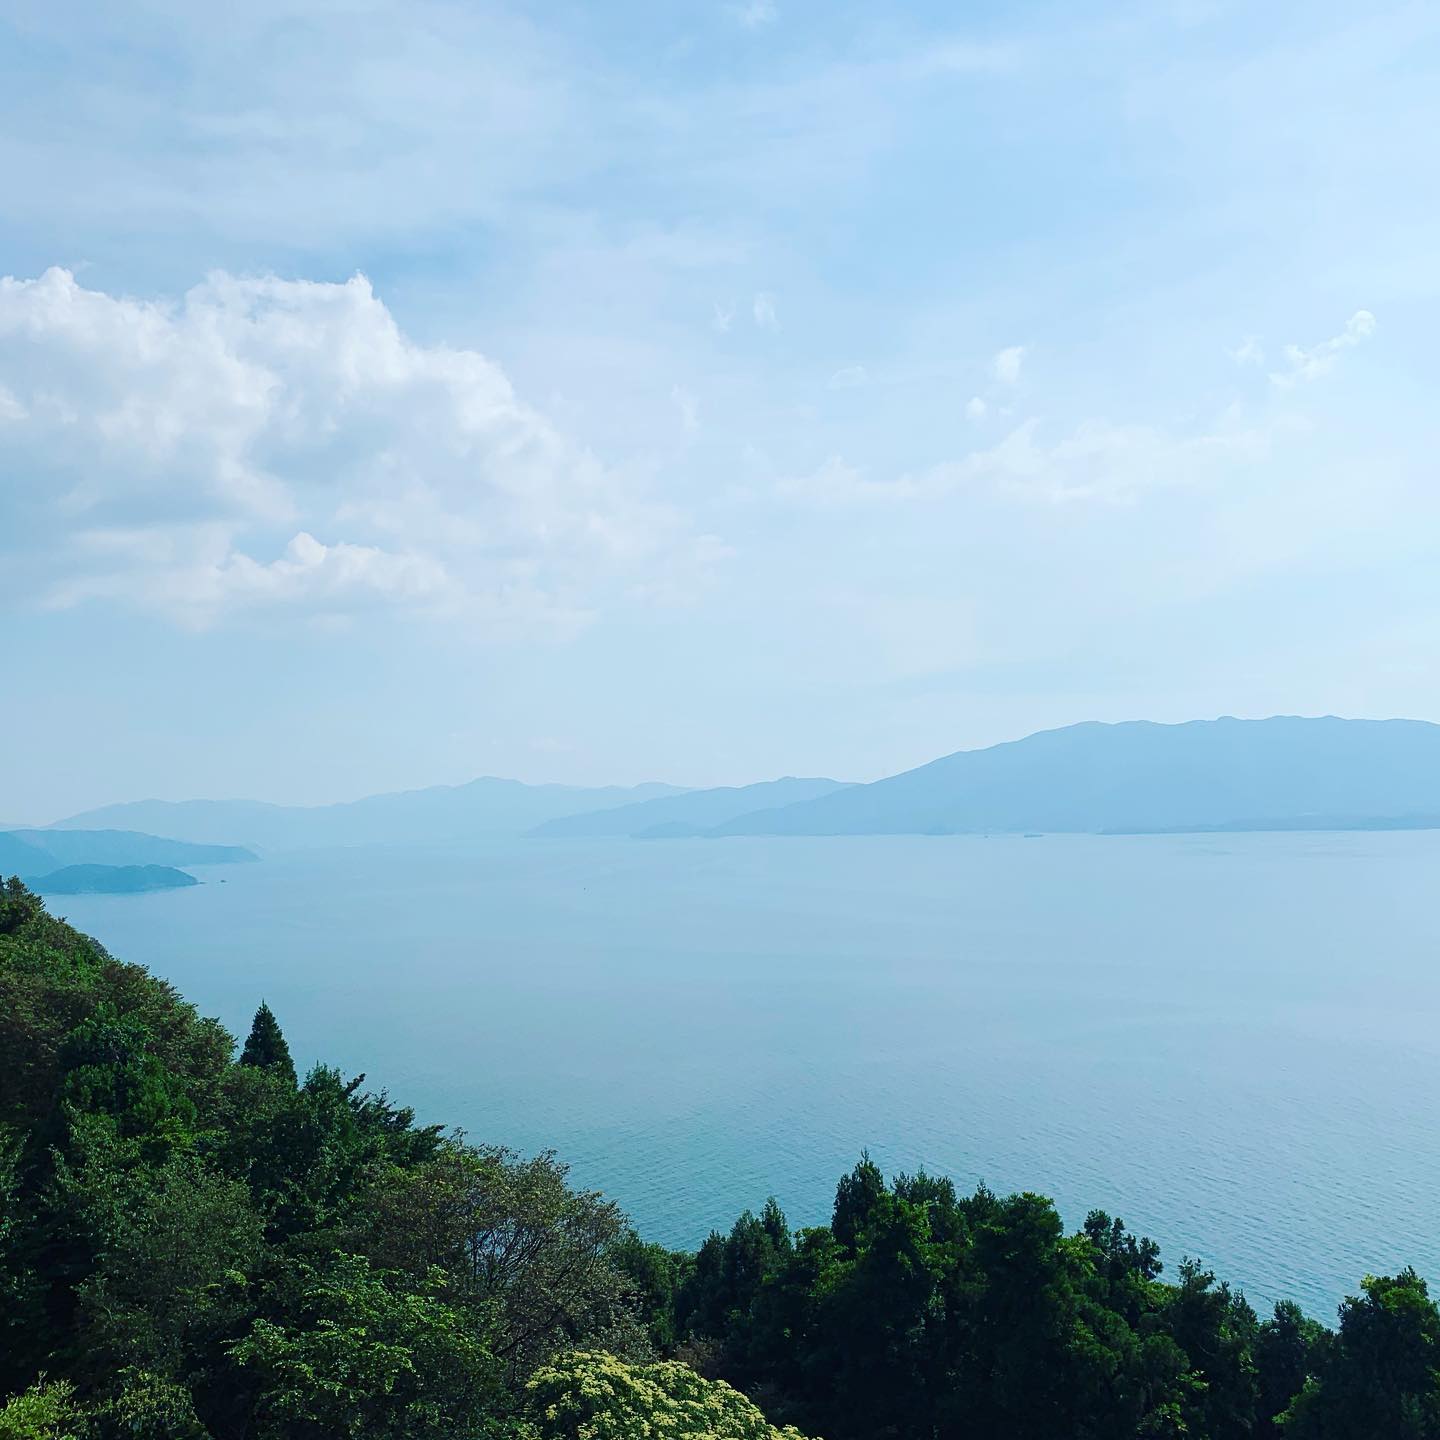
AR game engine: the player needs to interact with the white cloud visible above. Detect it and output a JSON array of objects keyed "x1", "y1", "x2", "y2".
[
  {"x1": 827, "y1": 365, "x2": 868, "y2": 389},
  {"x1": 752, "y1": 292, "x2": 779, "y2": 330},
  {"x1": 671, "y1": 384, "x2": 700, "y2": 434},
  {"x1": 977, "y1": 413, "x2": 1276, "y2": 503},
  {"x1": 1230, "y1": 336, "x2": 1265, "y2": 366},
  {"x1": 47, "y1": 527, "x2": 455, "y2": 631},
  {"x1": 991, "y1": 345, "x2": 1027, "y2": 384},
  {"x1": 0, "y1": 267, "x2": 696, "y2": 629},
  {"x1": 772, "y1": 408, "x2": 1279, "y2": 508},
  {"x1": 711, "y1": 301, "x2": 735, "y2": 333},
  {"x1": 773, "y1": 455, "x2": 867, "y2": 505},
  {"x1": 729, "y1": 0, "x2": 778, "y2": 29},
  {"x1": 1271, "y1": 310, "x2": 1376, "y2": 387},
  {"x1": 965, "y1": 395, "x2": 988, "y2": 421}
]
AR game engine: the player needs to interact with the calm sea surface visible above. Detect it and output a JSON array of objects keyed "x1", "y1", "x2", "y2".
[{"x1": 53, "y1": 831, "x2": 1440, "y2": 1320}]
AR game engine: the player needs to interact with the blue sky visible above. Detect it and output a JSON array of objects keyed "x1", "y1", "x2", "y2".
[{"x1": 2, "y1": 0, "x2": 1438, "y2": 819}]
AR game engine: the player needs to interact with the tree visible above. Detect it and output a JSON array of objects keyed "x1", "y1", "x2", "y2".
[
  {"x1": 239, "y1": 1003, "x2": 296, "y2": 1086},
  {"x1": 1255, "y1": 1299, "x2": 1322, "y2": 1436},
  {"x1": 1163, "y1": 1259, "x2": 1258, "y2": 1440},
  {"x1": 1285, "y1": 1269, "x2": 1440, "y2": 1439},
  {"x1": 58, "y1": 1134, "x2": 263, "y2": 1384},
  {"x1": 227, "y1": 1252, "x2": 508, "y2": 1440},
  {"x1": 0, "y1": 1379, "x2": 80, "y2": 1440},
  {"x1": 810, "y1": 1188, "x2": 940, "y2": 1440},
  {"x1": 351, "y1": 1143, "x2": 636, "y2": 1381},
  {"x1": 831, "y1": 1153, "x2": 886, "y2": 1253},
  {"x1": 88, "y1": 1369, "x2": 209, "y2": 1440},
  {"x1": 609, "y1": 1231, "x2": 689, "y2": 1352},
  {"x1": 526, "y1": 1350, "x2": 814, "y2": 1440},
  {"x1": 214, "y1": 1064, "x2": 439, "y2": 1240}
]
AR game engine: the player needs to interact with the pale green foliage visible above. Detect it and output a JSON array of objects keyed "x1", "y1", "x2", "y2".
[
  {"x1": 527, "y1": 1351, "x2": 816, "y2": 1440},
  {"x1": 90, "y1": 1369, "x2": 208, "y2": 1439},
  {"x1": 0, "y1": 1380, "x2": 80, "y2": 1440}
]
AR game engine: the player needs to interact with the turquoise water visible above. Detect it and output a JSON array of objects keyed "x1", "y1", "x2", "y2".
[{"x1": 53, "y1": 831, "x2": 1440, "y2": 1320}]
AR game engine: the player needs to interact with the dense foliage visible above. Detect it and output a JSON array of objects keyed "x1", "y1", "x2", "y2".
[
  {"x1": 3, "y1": 877, "x2": 1438, "y2": 1438},
  {"x1": 527, "y1": 1351, "x2": 810, "y2": 1440}
]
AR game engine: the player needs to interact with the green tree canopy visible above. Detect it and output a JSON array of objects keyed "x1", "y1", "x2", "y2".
[
  {"x1": 239, "y1": 1002, "x2": 296, "y2": 1086},
  {"x1": 527, "y1": 1350, "x2": 814, "y2": 1440},
  {"x1": 1285, "y1": 1269, "x2": 1440, "y2": 1439}
]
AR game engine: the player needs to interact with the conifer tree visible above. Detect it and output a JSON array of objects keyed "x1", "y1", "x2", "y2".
[{"x1": 239, "y1": 1001, "x2": 297, "y2": 1085}]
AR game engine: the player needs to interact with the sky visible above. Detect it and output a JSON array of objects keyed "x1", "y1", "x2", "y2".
[{"x1": 2, "y1": 0, "x2": 1439, "y2": 821}]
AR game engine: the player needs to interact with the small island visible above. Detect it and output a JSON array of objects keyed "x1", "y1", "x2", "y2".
[{"x1": 31, "y1": 863, "x2": 200, "y2": 895}]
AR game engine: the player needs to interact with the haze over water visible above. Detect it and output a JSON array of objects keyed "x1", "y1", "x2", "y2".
[{"x1": 57, "y1": 830, "x2": 1440, "y2": 1321}]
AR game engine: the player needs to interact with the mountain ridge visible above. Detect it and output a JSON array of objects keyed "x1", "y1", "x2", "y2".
[
  {"x1": 0, "y1": 828, "x2": 256, "y2": 875},
  {"x1": 531, "y1": 776, "x2": 853, "y2": 839},
  {"x1": 51, "y1": 778, "x2": 689, "y2": 850},
  {"x1": 8, "y1": 828, "x2": 256, "y2": 868},
  {"x1": 711, "y1": 716, "x2": 1440, "y2": 837},
  {"x1": 39, "y1": 716, "x2": 1440, "y2": 848}
]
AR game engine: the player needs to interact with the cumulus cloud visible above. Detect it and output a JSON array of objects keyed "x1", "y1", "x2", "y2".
[
  {"x1": 1271, "y1": 310, "x2": 1376, "y2": 387},
  {"x1": 991, "y1": 345, "x2": 1026, "y2": 384},
  {"x1": 752, "y1": 292, "x2": 778, "y2": 330},
  {"x1": 0, "y1": 267, "x2": 695, "y2": 630},
  {"x1": 965, "y1": 396, "x2": 988, "y2": 421},
  {"x1": 48, "y1": 527, "x2": 454, "y2": 626}
]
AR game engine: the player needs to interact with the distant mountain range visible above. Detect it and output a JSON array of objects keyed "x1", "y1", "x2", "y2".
[
  {"x1": 51, "y1": 779, "x2": 686, "y2": 851},
  {"x1": 710, "y1": 717, "x2": 1440, "y2": 836},
  {"x1": 33, "y1": 717, "x2": 1440, "y2": 851},
  {"x1": 531, "y1": 777, "x2": 852, "y2": 839}
]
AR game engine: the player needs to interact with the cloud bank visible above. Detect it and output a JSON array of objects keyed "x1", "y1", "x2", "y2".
[{"x1": 0, "y1": 268, "x2": 692, "y2": 630}]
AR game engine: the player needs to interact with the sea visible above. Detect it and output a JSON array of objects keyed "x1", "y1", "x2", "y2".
[{"x1": 52, "y1": 830, "x2": 1440, "y2": 1320}]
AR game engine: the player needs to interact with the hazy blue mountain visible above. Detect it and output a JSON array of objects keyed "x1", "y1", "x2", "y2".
[
  {"x1": 48, "y1": 799, "x2": 286, "y2": 848},
  {"x1": 0, "y1": 831, "x2": 52, "y2": 875},
  {"x1": 31, "y1": 863, "x2": 200, "y2": 894},
  {"x1": 53, "y1": 778, "x2": 687, "y2": 850},
  {"x1": 7, "y1": 829, "x2": 256, "y2": 869},
  {"x1": 712, "y1": 717, "x2": 1440, "y2": 837},
  {"x1": 532, "y1": 777, "x2": 852, "y2": 839}
]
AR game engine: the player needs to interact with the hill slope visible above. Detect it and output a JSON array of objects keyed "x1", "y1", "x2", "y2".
[
  {"x1": 532, "y1": 777, "x2": 852, "y2": 838},
  {"x1": 6, "y1": 828, "x2": 255, "y2": 869},
  {"x1": 0, "y1": 832, "x2": 51, "y2": 875},
  {"x1": 53, "y1": 778, "x2": 686, "y2": 850},
  {"x1": 713, "y1": 716, "x2": 1440, "y2": 836},
  {"x1": 30, "y1": 863, "x2": 201, "y2": 894}
]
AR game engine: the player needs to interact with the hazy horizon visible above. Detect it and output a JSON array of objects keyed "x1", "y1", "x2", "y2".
[
  {"x1": 10, "y1": 710, "x2": 1438, "y2": 828},
  {"x1": 5, "y1": 2, "x2": 1440, "y2": 821}
]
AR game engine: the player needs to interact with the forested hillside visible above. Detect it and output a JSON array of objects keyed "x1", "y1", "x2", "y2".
[{"x1": 1, "y1": 878, "x2": 1434, "y2": 1439}]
